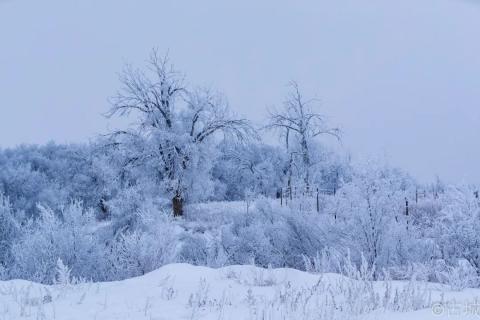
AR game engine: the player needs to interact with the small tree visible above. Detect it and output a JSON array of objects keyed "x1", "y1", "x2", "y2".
[
  {"x1": 267, "y1": 82, "x2": 340, "y2": 191},
  {"x1": 330, "y1": 160, "x2": 410, "y2": 273},
  {"x1": 0, "y1": 194, "x2": 19, "y2": 269},
  {"x1": 106, "y1": 50, "x2": 255, "y2": 216},
  {"x1": 438, "y1": 185, "x2": 480, "y2": 275}
]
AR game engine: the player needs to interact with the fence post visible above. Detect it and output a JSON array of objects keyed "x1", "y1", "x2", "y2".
[
  {"x1": 280, "y1": 188, "x2": 283, "y2": 206},
  {"x1": 405, "y1": 197, "x2": 409, "y2": 230},
  {"x1": 316, "y1": 188, "x2": 319, "y2": 213}
]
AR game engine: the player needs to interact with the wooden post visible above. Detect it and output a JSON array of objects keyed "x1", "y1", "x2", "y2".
[
  {"x1": 99, "y1": 198, "x2": 109, "y2": 220},
  {"x1": 405, "y1": 197, "x2": 409, "y2": 230},
  {"x1": 415, "y1": 188, "x2": 418, "y2": 204},
  {"x1": 316, "y1": 188, "x2": 319, "y2": 213},
  {"x1": 280, "y1": 188, "x2": 283, "y2": 206},
  {"x1": 405, "y1": 198, "x2": 409, "y2": 216},
  {"x1": 173, "y1": 194, "x2": 184, "y2": 217}
]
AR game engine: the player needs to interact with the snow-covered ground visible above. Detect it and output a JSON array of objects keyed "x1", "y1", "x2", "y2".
[{"x1": 1, "y1": 263, "x2": 480, "y2": 320}]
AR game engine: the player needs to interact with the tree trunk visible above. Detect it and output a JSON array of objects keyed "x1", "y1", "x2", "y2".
[
  {"x1": 172, "y1": 194, "x2": 184, "y2": 217},
  {"x1": 98, "y1": 198, "x2": 109, "y2": 220},
  {"x1": 300, "y1": 136, "x2": 310, "y2": 191},
  {"x1": 287, "y1": 152, "x2": 294, "y2": 192}
]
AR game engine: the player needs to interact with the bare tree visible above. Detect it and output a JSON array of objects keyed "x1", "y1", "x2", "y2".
[
  {"x1": 106, "y1": 50, "x2": 255, "y2": 216},
  {"x1": 267, "y1": 81, "x2": 340, "y2": 190}
]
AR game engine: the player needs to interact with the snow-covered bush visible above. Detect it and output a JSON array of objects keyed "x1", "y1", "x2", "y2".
[
  {"x1": 0, "y1": 194, "x2": 20, "y2": 273},
  {"x1": 436, "y1": 259, "x2": 479, "y2": 291},
  {"x1": 10, "y1": 202, "x2": 103, "y2": 283},
  {"x1": 212, "y1": 142, "x2": 286, "y2": 200},
  {"x1": 54, "y1": 258, "x2": 75, "y2": 287},
  {"x1": 184, "y1": 198, "x2": 336, "y2": 269},
  {"x1": 436, "y1": 185, "x2": 480, "y2": 274},
  {"x1": 324, "y1": 160, "x2": 422, "y2": 275},
  {"x1": 105, "y1": 208, "x2": 177, "y2": 279}
]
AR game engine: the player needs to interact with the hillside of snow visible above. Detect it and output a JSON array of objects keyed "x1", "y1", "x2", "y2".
[{"x1": 1, "y1": 263, "x2": 480, "y2": 320}]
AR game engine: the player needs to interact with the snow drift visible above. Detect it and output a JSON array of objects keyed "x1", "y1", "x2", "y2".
[{"x1": 1, "y1": 263, "x2": 479, "y2": 320}]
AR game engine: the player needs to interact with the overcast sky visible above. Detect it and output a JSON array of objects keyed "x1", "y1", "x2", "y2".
[{"x1": 0, "y1": 0, "x2": 479, "y2": 183}]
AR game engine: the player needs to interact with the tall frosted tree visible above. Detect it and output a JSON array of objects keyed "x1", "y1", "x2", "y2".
[
  {"x1": 267, "y1": 82, "x2": 340, "y2": 191},
  {"x1": 106, "y1": 50, "x2": 254, "y2": 216}
]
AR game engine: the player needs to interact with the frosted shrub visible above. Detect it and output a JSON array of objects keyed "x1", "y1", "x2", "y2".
[
  {"x1": 0, "y1": 194, "x2": 20, "y2": 270},
  {"x1": 436, "y1": 259, "x2": 478, "y2": 291},
  {"x1": 177, "y1": 233, "x2": 209, "y2": 265},
  {"x1": 303, "y1": 247, "x2": 344, "y2": 274},
  {"x1": 436, "y1": 185, "x2": 480, "y2": 284},
  {"x1": 388, "y1": 262, "x2": 434, "y2": 282},
  {"x1": 388, "y1": 279, "x2": 432, "y2": 312},
  {"x1": 219, "y1": 199, "x2": 328, "y2": 269},
  {"x1": 10, "y1": 202, "x2": 103, "y2": 283},
  {"x1": 54, "y1": 258, "x2": 82, "y2": 288},
  {"x1": 106, "y1": 208, "x2": 176, "y2": 279}
]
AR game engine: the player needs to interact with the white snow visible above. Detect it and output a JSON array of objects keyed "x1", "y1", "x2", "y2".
[{"x1": 1, "y1": 263, "x2": 480, "y2": 320}]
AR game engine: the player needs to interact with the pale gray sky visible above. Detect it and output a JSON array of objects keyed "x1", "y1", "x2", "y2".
[{"x1": 0, "y1": 0, "x2": 479, "y2": 183}]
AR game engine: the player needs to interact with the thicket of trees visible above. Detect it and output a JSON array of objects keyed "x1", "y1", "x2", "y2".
[{"x1": 0, "y1": 52, "x2": 478, "y2": 285}]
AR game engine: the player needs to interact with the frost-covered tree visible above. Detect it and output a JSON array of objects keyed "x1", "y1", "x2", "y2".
[
  {"x1": 437, "y1": 185, "x2": 480, "y2": 274},
  {"x1": 212, "y1": 142, "x2": 286, "y2": 200},
  {"x1": 0, "y1": 194, "x2": 19, "y2": 271},
  {"x1": 267, "y1": 82, "x2": 340, "y2": 190},
  {"x1": 106, "y1": 50, "x2": 255, "y2": 216},
  {"x1": 329, "y1": 160, "x2": 414, "y2": 273}
]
